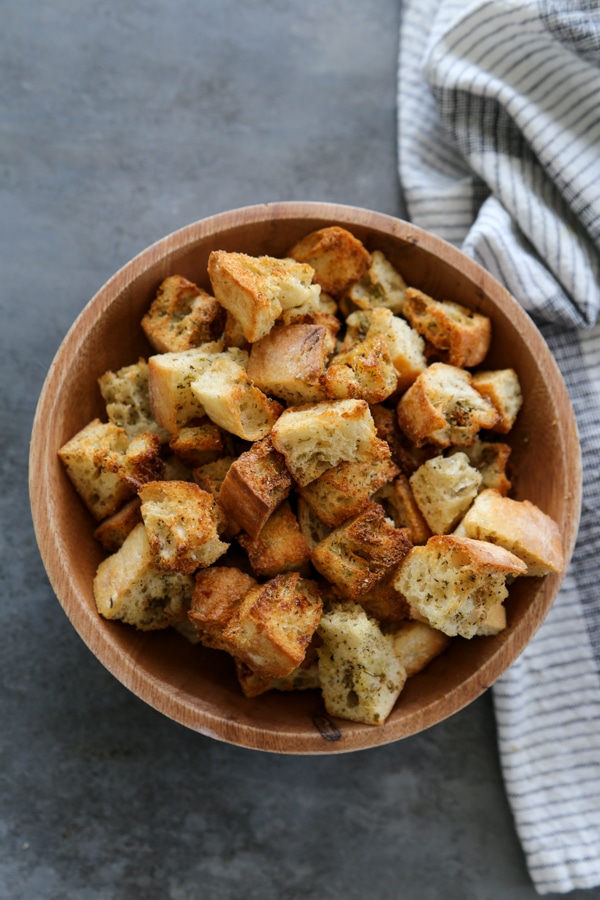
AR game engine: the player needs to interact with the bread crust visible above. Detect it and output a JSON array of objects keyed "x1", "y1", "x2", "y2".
[
  {"x1": 403, "y1": 287, "x2": 491, "y2": 367},
  {"x1": 288, "y1": 226, "x2": 370, "y2": 296}
]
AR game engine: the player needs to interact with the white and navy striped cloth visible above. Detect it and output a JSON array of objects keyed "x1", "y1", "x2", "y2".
[{"x1": 397, "y1": 1, "x2": 600, "y2": 893}]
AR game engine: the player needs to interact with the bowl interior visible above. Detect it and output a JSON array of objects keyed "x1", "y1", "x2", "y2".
[{"x1": 30, "y1": 202, "x2": 581, "y2": 753}]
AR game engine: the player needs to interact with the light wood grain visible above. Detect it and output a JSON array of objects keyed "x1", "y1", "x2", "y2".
[{"x1": 29, "y1": 202, "x2": 582, "y2": 753}]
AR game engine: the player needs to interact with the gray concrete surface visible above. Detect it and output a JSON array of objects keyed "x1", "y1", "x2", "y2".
[{"x1": 3, "y1": 1, "x2": 598, "y2": 898}]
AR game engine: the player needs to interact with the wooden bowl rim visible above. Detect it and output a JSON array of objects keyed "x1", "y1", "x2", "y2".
[{"x1": 29, "y1": 201, "x2": 582, "y2": 753}]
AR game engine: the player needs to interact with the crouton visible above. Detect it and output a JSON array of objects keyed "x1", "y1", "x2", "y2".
[
  {"x1": 58, "y1": 419, "x2": 136, "y2": 520},
  {"x1": 101, "y1": 430, "x2": 166, "y2": 491},
  {"x1": 147, "y1": 342, "x2": 224, "y2": 433},
  {"x1": 342, "y1": 250, "x2": 407, "y2": 314},
  {"x1": 321, "y1": 336, "x2": 398, "y2": 404},
  {"x1": 311, "y1": 502, "x2": 413, "y2": 599},
  {"x1": 218, "y1": 437, "x2": 293, "y2": 540},
  {"x1": 298, "y1": 441, "x2": 399, "y2": 528},
  {"x1": 317, "y1": 601, "x2": 406, "y2": 725},
  {"x1": 93, "y1": 523, "x2": 194, "y2": 630},
  {"x1": 394, "y1": 534, "x2": 527, "y2": 638},
  {"x1": 221, "y1": 573, "x2": 323, "y2": 678},
  {"x1": 403, "y1": 287, "x2": 491, "y2": 367},
  {"x1": 297, "y1": 497, "x2": 332, "y2": 550},
  {"x1": 141, "y1": 275, "x2": 225, "y2": 353},
  {"x1": 449, "y1": 439, "x2": 512, "y2": 495},
  {"x1": 270, "y1": 398, "x2": 380, "y2": 486},
  {"x1": 168, "y1": 421, "x2": 228, "y2": 467},
  {"x1": 235, "y1": 645, "x2": 320, "y2": 698},
  {"x1": 471, "y1": 368, "x2": 523, "y2": 433},
  {"x1": 373, "y1": 474, "x2": 432, "y2": 545},
  {"x1": 93, "y1": 496, "x2": 143, "y2": 553},
  {"x1": 188, "y1": 566, "x2": 257, "y2": 652},
  {"x1": 237, "y1": 500, "x2": 311, "y2": 578},
  {"x1": 397, "y1": 362, "x2": 499, "y2": 448},
  {"x1": 342, "y1": 308, "x2": 426, "y2": 393},
  {"x1": 208, "y1": 251, "x2": 321, "y2": 343},
  {"x1": 409, "y1": 452, "x2": 482, "y2": 534},
  {"x1": 98, "y1": 358, "x2": 170, "y2": 442},
  {"x1": 386, "y1": 619, "x2": 451, "y2": 676},
  {"x1": 459, "y1": 488, "x2": 564, "y2": 576},
  {"x1": 139, "y1": 480, "x2": 229, "y2": 574},
  {"x1": 222, "y1": 310, "x2": 249, "y2": 350},
  {"x1": 190, "y1": 348, "x2": 283, "y2": 441},
  {"x1": 246, "y1": 323, "x2": 331, "y2": 404},
  {"x1": 288, "y1": 226, "x2": 371, "y2": 296},
  {"x1": 370, "y1": 403, "x2": 438, "y2": 475},
  {"x1": 476, "y1": 602, "x2": 507, "y2": 636},
  {"x1": 353, "y1": 571, "x2": 411, "y2": 623}
]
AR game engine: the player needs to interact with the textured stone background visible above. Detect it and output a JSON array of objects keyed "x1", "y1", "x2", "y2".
[{"x1": 3, "y1": 1, "x2": 598, "y2": 897}]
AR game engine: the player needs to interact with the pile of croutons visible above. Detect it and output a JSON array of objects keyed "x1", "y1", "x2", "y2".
[{"x1": 58, "y1": 225, "x2": 564, "y2": 726}]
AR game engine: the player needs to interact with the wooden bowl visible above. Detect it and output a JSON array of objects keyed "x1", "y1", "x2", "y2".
[{"x1": 29, "y1": 202, "x2": 581, "y2": 753}]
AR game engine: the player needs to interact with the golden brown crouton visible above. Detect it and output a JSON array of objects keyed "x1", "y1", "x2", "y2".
[
  {"x1": 394, "y1": 534, "x2": 527, "y2": 638},
  {"x1": 459, "y1": 488, "x2": 564, "y2": 576},
  {"x1": 397, "y1": 362, "x2": 499, "y2": 448},
  {"x1": 373, "y1": 474, "x2": 432, "y2": 545},
  {"x1": 101, "y1": 430, "x2": 166, "y2": 491},
  {"x1": 235, "y1": 644, "x2": 320, "y2": 698},
  {"x1": 342, "y1": 308, "x2": 427, "y2": 393},
  {"x1": 449, "y1": 439, "x2": 512, "y2": 495},
  {"x1": 471, "y1": 368, "x2": 523, "y2": 433},
  {"x1": 311, "y1": 501, "x2": 413, "y2": 599},
  {"x1": 217, "y1": 437, "x2": 293, "y2": 540},
  {"x1": 188, "y1": 566, "x2": 257, "y2": 652},
  {"x1": 317, "y1": 601, "x2": 406, "y2": 725},
  {"x1": 98, "y1": 358, "x2": 170, "y2": 442},
  {"x1": 352, "y1": 571, "x2": 411, "y2": 623},
  {"x1": 93, "y1": 523, "x2": 194, "y2": 630},
  {"x1": 208, "y1": 250, "x2": 321, "y2": 343},
  {"x1": 298, "y1": 441, "x2": 399, "y2": 528},
  {"x1": 386, "y1": 619, "x2": 451, "y2": 676},
  {"x1": 237, "y1": 500, "x2": 311, "y2": 578},
  {"x1": 147, "y1": 342, "x2": 224, "y2": 433},
  {"x1": 403, "y1": 287, "x2": 491, "y2": 367},
  {"x1": 320, "y1": 336, "x2": 398, "y2": 404},
  {"x1": 342, "y1": 250, "x2": 407, "y2": 314},
  {"x1": 141, "y1": 275, "x2": 225, "y2": 353},
  {"x1": 139, "y1": 480, "x2": 229, "y2": 575},
  {"x1": 247, "y1": 323, "x2": 331, "y2": 405},
  {"x1": 296, "y1": 497, "x2": 332, "y2": 551},
  {"x1": 476, "y1": 602, "x2": 507, "y2": 636},
  {"x1": 58, "y1": 419, "x2": 136, "y2": 520},
  {"x1": 409, "y1": 452, "x2": 482, "y2": 535},
  {"x1": 370, "y1": 403, "x2": 438, "y2": 475},
  {"x1": 288, "y1": 226, "x2": 371, "y2": 296},
  {"x1": 221, "y1": 573, "x2": 323, "y2": 678},
  {"x1": 168, "y1": 420, "x2": 229, "y2": 467},
  {"x1": 93, "y1": 496, "x2": 143, "y2": 553},
  {"x1": 270, "y1": 398, "x2": 380, "y2": 486}
]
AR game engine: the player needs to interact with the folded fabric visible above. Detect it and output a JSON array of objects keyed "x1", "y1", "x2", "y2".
[{"x1": 397, "y1": 0, "x2": 600, "y2": 893}]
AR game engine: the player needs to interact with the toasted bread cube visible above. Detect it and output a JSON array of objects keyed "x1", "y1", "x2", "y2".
[
  {"x1": 208, "y1": 250, "x2": 321, "y2": 343},
  {"x1": 297, "y1": 497, "x2": 332, "y2": 550},
  {"x1": 403, "y1": 287, "x2": 491, "y2": 367},
  {"x1": 93, "y1": 523, "x2": 194, "y2": 630},
  {"x1": 218, "y1": 437, "x2": 293, "y2": 540},
  {"x1": 190, "y1": 349, "x2": 283, "y2": 441},
  {"x1": 98, "y1": 358, "x2": 169, "y2": 442},
  {"x1": 270, "y1": 398, "x2": 379, "y2": 486},
  {"x1": 279, "y1": 290, "x2": 340, "y2": 335},
  {"x1": 374, "y1": 475, "x2": 432, "y2": 545},
  {"x1": 188, "y1": 566, "x2": 257, "y2": 652},
  {"x1": 58, "y1": 419, "x2": 136, "y2": 520},
  {"x1": 476, "y1": 602, "x2": 507, "y2": 636},
  {"x1": 370, "y1": 403, "x2": 438, "y2": 475},
  {"x1": 237, "y1": 500, "x2": 311, "y2": 578},
  {"x1": 101, "y1": 430, "x2": 166, "y2": 491},
  {"x1": 472, "y1": 369, "x2": 523, "y2": 433},
  {"x1": 394, "y1": 534, "x2": 527, "y2": 638},
  {"x1": 409, "y1": 452, "x2": 482, "y2": 534},
  {"x1": 298, "y1": 441, "x2": 399, "y2": 528},
  {"x1": 317, "y1": 601, "x2": 406, "y2": 725},
  {"x1": 343, "y1": 250, "x2": 407, "y2": 314},
  {"x1": 387, "y1": 620, "x2": 451, "y2": 676},
  {"x1": 235, "y1": 645, "x2": 320, "y2": 698},
  {"x1": 321, "y1": 336, "x2": 398, "y2": 404},
  {"x1": 342, "y1": 308, "x2": 426, "y2": 393},
  {"x1": 221, "y1": 573, "x2": 323, "y2": 678},
  {"x1": 354, "y1": 571, "x2": 411, "y2": 623},
  {"x1": 192, "y1": 456, "x2": 239, "y2": 536},
  {"x1": 139, "y1": 480, "x2": 229, "y2": 574},
  {"x1": 93, "y1": 496, "x2": 143, "y2": 553},
  {"x1": 147, "y1": 343, "x2": 223, "y2": 433},
  {"x1": 288, "y1": 226, "x2": 370, "y2": 296},
  {"x1": 163, "y1": 454, "x2": 195, "y2": 482},
  {"x1": 459, "y1": 488, "x2": 564, "y2": 576},
  {"x1": 311, "y1": 502, "x2": 413, "y2": 599},
  {"x1": 141, "y1": 275, "x2": 225, "y2": 353},
  {"x1": 168, "y1": 421, "x2": 227, "y2": 467},
  {"x1": 222, "y1": 310, "x2": 250, "y2": 350},
  {"x1": 449, "y1": 439, "x2": 512, "y2": 495},
  {"x1": 397, "y1": 362, "x2": 499, "y2": 448},
  {"x1": 247, "y1": 323, "x2": 330, "y2": 404}
]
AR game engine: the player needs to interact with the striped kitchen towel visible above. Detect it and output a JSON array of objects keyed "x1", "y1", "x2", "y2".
[{"x1": 397, "y1": 0, "x2": 600, "y2": 893}]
